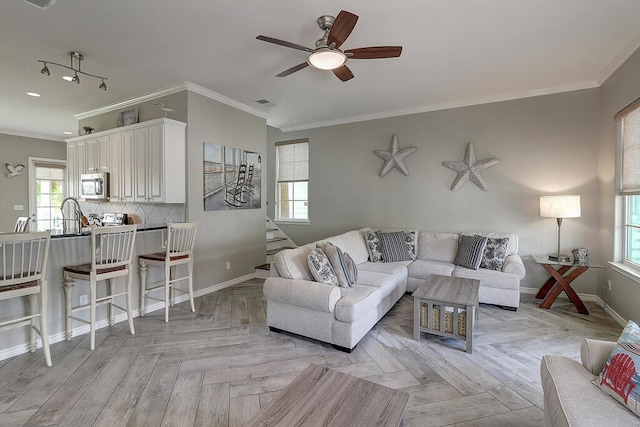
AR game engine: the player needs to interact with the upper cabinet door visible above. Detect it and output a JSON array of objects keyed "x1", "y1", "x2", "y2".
[
  {"x1": 134, "y1": 127, "x2": 149, "y2": 202},
  {"x1": 84, "y1": 137, "x2": 98, "y2": 173},
  {"x1": 96, "y1": 136, "x2": 110, "y2": 172},
  {"x1": 147, "y1": 124, "x2": 164, "y2": 202}
]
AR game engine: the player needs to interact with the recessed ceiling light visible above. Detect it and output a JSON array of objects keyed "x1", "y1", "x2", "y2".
[
  {"x1": 62, "y1": 76, "x2": 73, "y2": 82},
  {"x1": 63, "y1": 131, "x2": 73, "y2": 135},
  {"x1": 26, "y1": 92, "x2": 41, "y2": 97}
]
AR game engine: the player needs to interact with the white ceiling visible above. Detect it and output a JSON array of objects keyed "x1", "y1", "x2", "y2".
[{"x1": 2, "y1": 0, "x2": 640, "y2": 142}]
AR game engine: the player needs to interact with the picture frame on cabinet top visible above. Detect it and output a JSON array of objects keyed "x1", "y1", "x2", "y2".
[{"x1": 117, "y1": 108, "x2": 139, "y2": 127}]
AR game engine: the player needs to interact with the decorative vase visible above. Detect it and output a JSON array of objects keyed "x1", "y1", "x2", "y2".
[{"x1": 572, "y1": 248, "x2": 589, "y2": 265}]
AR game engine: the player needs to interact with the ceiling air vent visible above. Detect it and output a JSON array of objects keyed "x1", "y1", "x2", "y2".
[{"x1": 22, "y1": 0, "x2": 57, "y2": 10}]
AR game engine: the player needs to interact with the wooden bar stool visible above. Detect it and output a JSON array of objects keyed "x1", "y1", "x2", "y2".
[
  {"x1": 14, "y1": 216, "x2": 30, "y2": 232},
  {"x1": 139, "y1": 222, "x2": 198, "y2": 322},
  {"x1": 63, "y1": 225, "x2": 137, "y2": 350},
  {"x1": 0, "y1": 231, "x2": 52, "y2": 366}
]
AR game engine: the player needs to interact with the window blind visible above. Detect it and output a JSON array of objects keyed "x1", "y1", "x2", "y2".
[
  {"x1": 620, "y1": 101, "x2": 640, "y2": 195},
  {"x1": 277, "y1": 140, "x2": 308, "y2": 182}
]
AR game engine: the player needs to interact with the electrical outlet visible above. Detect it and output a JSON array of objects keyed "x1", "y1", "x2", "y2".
[
  {"x1": 607, "y1": 280, "x2": 612, "y2": 291},
  {"x1": 226, "y1": 261, "x2": 231, "y2": 270},
  {"x1": 80, "y1": 294, "x2": 89, "y2": 305}
]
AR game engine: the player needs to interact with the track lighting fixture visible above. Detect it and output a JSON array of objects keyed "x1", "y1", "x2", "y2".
[{"x1": 37, "y1": 51, "x2": 108, "y2": 91}]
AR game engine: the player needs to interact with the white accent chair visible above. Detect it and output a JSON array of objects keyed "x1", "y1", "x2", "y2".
[
  {"x1": 0, "y1": 231, "x2": 52, "y2": 366},
  {"x1": 63, "y1": 225, "x2": 137, "y2": 350},
  {"x1": 139, "y1": 222, "x2": 198, "y2": 322}
]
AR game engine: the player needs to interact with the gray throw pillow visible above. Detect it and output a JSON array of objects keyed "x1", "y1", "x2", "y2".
[
  {"x1": 307, "y1": 245, "x2": 339, "y2": 286},
  {"x1": 343, "y1": 252, "x2": 358, "y2": 284},
  {"x1": 478, "y1": 236, "x2": 510, "y2": 271},
  {"x1": 324, "y1": 242, "x2": 352, "y2": 288},
  {"x1": 365, "y1": 230, "x2": 383, "y2": 262},
  {"x1": 377, "y1": 231, "x2": 412, "y2": 262},
  {"x1": 454, "y1": 235, "x2": 488, "y2": 270}
]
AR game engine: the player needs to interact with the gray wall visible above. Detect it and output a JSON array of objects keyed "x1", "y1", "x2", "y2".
[
  {"x1": 0, "y1": 134, "x2": 66, "y2": 231},
  {"x1": 599, "y1": 46, "x2": 640, "y2": 322},
  {"x1": 268, "y1": 89, "x2": 602, "y2": 295},
  {"x1": 186, "y1": 91, "x2": 267, "y2": 288}
]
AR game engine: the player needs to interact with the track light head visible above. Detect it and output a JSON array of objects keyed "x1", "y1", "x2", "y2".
[
  {"x1": 71, "y1": 73, "x2": 80, "y2": 84},
  {"x1": 98, "y1": 79, "x2": 107, "y2": 91},
  {"x1": 40, "y1": 63, "x2": 50, "y2": 76}
]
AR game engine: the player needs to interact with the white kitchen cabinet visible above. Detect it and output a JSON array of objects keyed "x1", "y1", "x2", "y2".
[
  {"x1": 85, "y1": 135, "x2": 110, "y2": 173},
  {"x1": 134, "y1": 120, "x2": 185, "y2": 203},
  {"x1": 109, "y1": 131, "x2": 135, "y2": 202},
  {"x1": 67, "y1": 118, "x2": 185, "y2": 204}
]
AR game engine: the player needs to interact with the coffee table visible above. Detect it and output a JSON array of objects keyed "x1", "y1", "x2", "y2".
[
  {"x1": 413, "y1": 275, "x2": 480, "y2": 353},
  {"x1": 248, "y1": 363, "x2": 410, "y2": 426}
]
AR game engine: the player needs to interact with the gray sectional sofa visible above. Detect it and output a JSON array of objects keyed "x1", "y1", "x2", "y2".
[{"x1": 264, "y1": 227, "x2": 526, "y2": 351}]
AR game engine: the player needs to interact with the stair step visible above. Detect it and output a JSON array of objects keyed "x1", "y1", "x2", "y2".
[
  {"x1": 255, "y1": 263, "x2": 271, "y2": 270},
  {"x1": 266, "y1": 237, "x2": 287, "y2": 244},
  {"x1": 267, "y1": 246, "x2": 294, "y2": 256}
]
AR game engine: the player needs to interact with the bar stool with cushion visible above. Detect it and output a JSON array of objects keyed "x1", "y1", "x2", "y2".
[
  {"x1": 139, "y1": 222, "x2": 198, "y2": 322},
  {"x1": 63, "y1": 225, "x2": 136, "y2": 350},
  {"x1": 0, "y1": 231, "x2": 52, "y2": 366}
]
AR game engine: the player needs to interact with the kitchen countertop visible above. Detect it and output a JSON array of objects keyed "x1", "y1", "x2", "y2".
[{"x1": 50, "y1": 223, "x2": 167, "y2": 239}]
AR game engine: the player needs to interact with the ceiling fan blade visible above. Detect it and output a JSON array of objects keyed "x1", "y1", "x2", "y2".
[
  {"x1": 333, "y1": 65, "x2": 354, "y2": 82},
  {"x1": 256, "y1": 35, "x2": 313, "y2": 52},
  {"x1": 345, "y1": 46, "x2": 403, "y2": 59},
  {"x1": 327, "y1": 10, "x2": 358, "y2": 48},
  {"x1": 276, "y1": 62, "x2": 309, "y2": 77}
]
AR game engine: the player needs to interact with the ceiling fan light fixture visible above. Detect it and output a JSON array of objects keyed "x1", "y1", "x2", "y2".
[{"x1": 307, "y1": 48, "x2": 346, "y2": 70}]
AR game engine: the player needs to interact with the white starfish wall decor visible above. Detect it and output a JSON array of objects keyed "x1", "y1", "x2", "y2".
[
  {"x1": 374, "y1": 134, "x2": 417, "y2": 177},
  {"x1": 442, "y1": 142, "x2": 499, "y2": 191}
]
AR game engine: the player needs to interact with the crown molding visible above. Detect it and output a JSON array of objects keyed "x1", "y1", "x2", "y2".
[
  {"x1": 0, "y1": 127, "x2": 66, "y2": 142},
  {"x1": 75, "y1": 82, "x2": 268, "y2": 121},
  {"x1": 276, "y1": 80, "x2": 600, "y2": 132}
]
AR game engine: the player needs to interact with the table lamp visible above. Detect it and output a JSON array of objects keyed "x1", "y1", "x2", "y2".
[{"x1": 540, "y1": 195, "x2": 581, "y2": 262}]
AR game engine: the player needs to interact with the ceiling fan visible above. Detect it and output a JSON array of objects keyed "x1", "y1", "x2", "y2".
[{"x1": 256, "y1": 10, "x2": 402, "y2": 82}]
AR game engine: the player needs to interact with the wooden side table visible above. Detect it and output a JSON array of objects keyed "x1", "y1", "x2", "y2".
[
  {"x1": 412, "y1": 275, "x2": 479, "y2": 353},
  {"x1": 532, "y1": 254, "x2": 602, "y2": 315}
]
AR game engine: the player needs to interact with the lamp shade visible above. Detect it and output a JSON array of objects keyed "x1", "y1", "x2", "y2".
[
  {"x1": 307, "y1": 49, "x2": 347, "y2": 70},
  {"x1": 540, "y1": 195, "x2": 581, "y2": 218}
]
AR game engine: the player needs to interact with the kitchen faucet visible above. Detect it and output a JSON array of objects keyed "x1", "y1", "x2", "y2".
[{"x1": 60, "y1": 197, "x2": 84, "y2": 234}]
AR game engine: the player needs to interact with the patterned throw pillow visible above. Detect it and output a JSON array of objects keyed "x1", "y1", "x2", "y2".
[
  {"x1": 377, "y1": 231, "x2": 412, "y2": 262},
  {"x1": 478, "y1": 236, "x2": 510, "y2": 271},
  {"x1": 454, "y1": 235, "x2": 488, "y2": 270},
  {"x1": 594, "y1": 320, "x2": 640, "y2": 419},
  {"x1": 307, "y1": 245, "x2": 339, "y2": 286},
  {"x1": 324, "y1": 242, "x2": 352, "y2": 288},
  {"x1": 405, "y1": 230, "x2": 417, "y2": 260},
  {"x1": 343, "y1": 252, "x2": 358, "y2": 284},
  {"x1": 365, "y1": 230, "x2": 383, "y2": 262}
]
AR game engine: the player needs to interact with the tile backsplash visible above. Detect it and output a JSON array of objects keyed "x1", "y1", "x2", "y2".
[{"x1": 78, "y1": 201, "x2": 185, "y2": 225}]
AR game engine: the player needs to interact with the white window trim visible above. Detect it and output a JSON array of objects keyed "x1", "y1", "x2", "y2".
[{"x1": 275, "y1": 139, "x2": 309, "y2": 223}]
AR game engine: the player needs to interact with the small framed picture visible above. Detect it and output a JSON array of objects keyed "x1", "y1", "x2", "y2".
[{"x1": 117, "y1": 108, "x2": 139, "y2": 127}]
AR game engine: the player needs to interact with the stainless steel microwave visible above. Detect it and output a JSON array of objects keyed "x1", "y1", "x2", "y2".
[{"x1": 80, "y1": 172, "x2": 109, "y2": 200}]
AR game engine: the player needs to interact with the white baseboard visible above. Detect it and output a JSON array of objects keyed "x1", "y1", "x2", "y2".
[
  {"x1": 0, "y1": 273, "x2": 255, "y2": 363},
  {"x1": 519, "y1": 287, "x2": 627, "y2": 327}
]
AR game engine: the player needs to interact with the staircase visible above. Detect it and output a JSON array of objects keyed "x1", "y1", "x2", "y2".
[{"x1": 255, "y1": 218, "x2": 296, "y2": 278}]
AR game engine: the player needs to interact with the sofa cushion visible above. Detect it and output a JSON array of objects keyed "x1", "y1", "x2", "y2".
[
  {"x1": 325, "y1": 229, "x2": 370, "y2": 265},
  {"x1": 452, "y1": 266, "x2": 520, "y2": 290},
  {"x1": 594, "y1": 320, "x2": 640, "y2": 418},
  {"x1": 454, "y1": 235, "x2": 488, "y2": 270},
  {"x1": 417, "y1": 232, "x2": 459, "y2": 263},
  {"x1": 408, "y1": 259, "x2": 455, "y2": 279},
  {"x1": 274, "y1": 243, "x2": 315, "y2": 280},
  {"x1": 324, "y1": 242, "x2": 352, "y2": 288},
  {"x1": 364, "y1": 230, "x2": 383, "y2": 262},
  {"x1": 377, "y1": 231, "x2": 412, "y2": 262},
  {"x1": 307, "y1": 245, "x2": 339, "y2": 287},
  {"x1": 478, "y1": 236, "x2": 510, "y2": 271},
  {"x1": 334, "y1": 271, "x2": 397, "y2": 323},
  {"x1": 358, "y1": 260, "x2": 411, "y2": 275}
]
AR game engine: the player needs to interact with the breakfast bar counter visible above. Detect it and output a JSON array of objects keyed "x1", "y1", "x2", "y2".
[{"x1": 1, "y1": 225, "x2": 170, "y2": 357}]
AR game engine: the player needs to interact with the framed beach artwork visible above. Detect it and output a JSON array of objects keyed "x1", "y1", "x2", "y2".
[
  {"x1": 117, "y1": 108, "x2": 139, "y2": 127},
  {"x1": 203, "y1": 142, "x2": 262, "y2": 211}
]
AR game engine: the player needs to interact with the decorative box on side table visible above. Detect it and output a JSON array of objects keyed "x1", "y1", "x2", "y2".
[{"x1": 413, "y1": 275, "x2": 480, "y2": 353}]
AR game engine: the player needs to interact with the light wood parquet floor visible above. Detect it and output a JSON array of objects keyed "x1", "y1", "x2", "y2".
[{"x1": 0, "y1": 278, "x2": 623, "y2": 426}]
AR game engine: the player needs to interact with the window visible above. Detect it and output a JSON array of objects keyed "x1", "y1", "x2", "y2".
[
  {"x1": 30, "y1": 160, "x2": 66, "y2": 232},
  {"x1": 619, "y1": 98, "x2": 640, "y2": 266},
  {"x1": 276, "y1": 139, "x2": 309, "y2": 222}
]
